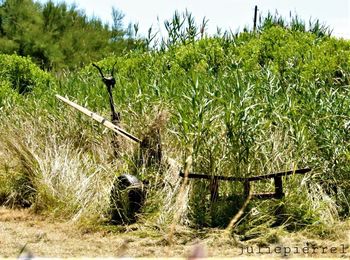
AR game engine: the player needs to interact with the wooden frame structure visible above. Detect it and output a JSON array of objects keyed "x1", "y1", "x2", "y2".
[{"x1": 179, "y1": 168, "x2": 311, "y2": 202}]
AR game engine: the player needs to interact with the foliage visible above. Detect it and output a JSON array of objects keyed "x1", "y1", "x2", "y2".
[
  {"x1": 80, "y1": 24, "x2": 350, "y2": 228},
  {"x1": 0, "y1": 12, "x2": 349, "y2": 238},
  {"x1": 0, "y1": 0, "x2": 143, "y2": 70},
  {"x1": 258, "y1": 11, "x2": 332, "y2": 38},
  {"x1": 0, "y1": 54, "x2": 55, "y2": 95}
]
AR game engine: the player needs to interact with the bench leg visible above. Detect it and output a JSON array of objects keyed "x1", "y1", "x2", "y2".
[
  {"x1": 244, "y1": 180, "x2": 251, "y2": 198},
  {"x1": 274, "y1": 176, "x2": 284, "y2": 199},
  {"x1": 210, "y1": 178, "x2": 219, "y2": 202}
]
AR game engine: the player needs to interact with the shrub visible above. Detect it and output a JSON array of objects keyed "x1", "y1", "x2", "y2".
[{"x1": 0, "y1": 54, "x2": 55, "y2": 94}]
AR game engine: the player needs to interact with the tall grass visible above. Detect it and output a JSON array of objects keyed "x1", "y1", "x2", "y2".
[
  {"x1": 0, "y1": 107, "x2": 119, "y2": 221},
  {"x1": 0, "y1": 12, "x2": 349, "y2": 238}
]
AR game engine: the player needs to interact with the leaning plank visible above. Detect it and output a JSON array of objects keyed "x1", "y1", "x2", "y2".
[{"x1": 56, "y1": 94, "x2": 141, "y2": 143}]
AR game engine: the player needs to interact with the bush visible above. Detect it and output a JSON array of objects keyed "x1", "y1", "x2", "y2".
[{"x1": 0, "y1": 54, "x2": 55, "y2": 94}]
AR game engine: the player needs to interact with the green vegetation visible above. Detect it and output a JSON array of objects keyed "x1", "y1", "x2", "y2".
[
  {"x1": 0, "y1": 0, "x2": 141, "y2": 70},
  {"x1": 0, "y1": 8, "x2": 349, "y2": 241},
  {"x1": 0, "y1": 54, "x2": 54, "y2": 94}
]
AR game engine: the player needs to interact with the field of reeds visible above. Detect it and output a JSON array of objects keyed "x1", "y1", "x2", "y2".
[{"x1": 0, "y1": 12, "x2": 349, "y2": 242}]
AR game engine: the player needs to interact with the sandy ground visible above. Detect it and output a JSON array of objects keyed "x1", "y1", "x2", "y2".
[
  {"x1": 0, "y1": 207, "x2": 349, "y2": 258},
  {"x1": 0, "y1": 207, "x2": 236, "y2": 258}
]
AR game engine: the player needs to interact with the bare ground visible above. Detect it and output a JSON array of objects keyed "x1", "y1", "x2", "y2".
[{"x1": 0, "y1": 206, "x2": 349, "y2": 258}]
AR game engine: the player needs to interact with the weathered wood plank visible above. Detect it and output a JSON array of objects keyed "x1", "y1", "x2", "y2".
[{"x1": 179, "y1": 168, "x2": 311, "y2": 182}]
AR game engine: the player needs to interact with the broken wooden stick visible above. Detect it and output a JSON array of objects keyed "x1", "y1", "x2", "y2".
[{"x1": 55, "y1": 94, "x2": 141, "y2": 143}]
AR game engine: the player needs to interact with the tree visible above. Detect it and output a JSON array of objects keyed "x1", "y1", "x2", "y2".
[
  {"x1": 0, "y1": 0, "x2": 42, "y2": 55},
  {"x1": 0, "y1": 0, "x2": 142, "y2": 70}
]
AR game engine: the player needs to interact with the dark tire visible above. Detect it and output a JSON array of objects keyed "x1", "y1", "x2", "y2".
[{"x1": 110, "y1": 174, "x2": 145, "y2": 224}]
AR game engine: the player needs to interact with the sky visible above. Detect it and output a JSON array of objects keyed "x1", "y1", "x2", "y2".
[{"x1": 36, "y1": 0, "x2": 350, "y2": 39}]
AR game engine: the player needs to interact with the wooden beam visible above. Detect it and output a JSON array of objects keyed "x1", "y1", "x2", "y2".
[
  {"x1": 179, "y1": 168, "x2": 311, "y2": 182},
  {"x1": 56, "y1": 95, "x2": 141, "y2": 143},
  {"x1": 247, "y1": 168, "x2": 311, "y2": 181}
]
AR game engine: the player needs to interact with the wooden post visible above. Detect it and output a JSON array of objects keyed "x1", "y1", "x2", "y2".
[
  {"x1": 244, "y1": 180, "x2": 251, "y2": 198},
  {"x1": 210, "y1": 177, "x2": 219, "y2": 202},
  {"x1": 253, "y1": 5, "x2": 258, "y2": 32},
  {"x1": 274, "y1": 176, "x2": 284, "y2": 199}
]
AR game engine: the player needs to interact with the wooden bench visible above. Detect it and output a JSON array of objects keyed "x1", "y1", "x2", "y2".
[{"x1": 179, "y1": 168, "x2": 311, "y2": 202}]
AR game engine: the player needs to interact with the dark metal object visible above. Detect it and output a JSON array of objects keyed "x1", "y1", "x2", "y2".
[
  {"x1": 92, "y1": 62, "x2": 120, "y2": 123},
  {"x1": 179, "y1": 168, "x2": 311, "y2": 201},
  {"x1": 92, "y1": 63, "x2": 163, "y2": 168},
  {"x1": 110, "y1": 173, "x2": 145, "y2": 224},
  {"x1": 92, "y1": 62, "x2": 122, "y2": 157}
]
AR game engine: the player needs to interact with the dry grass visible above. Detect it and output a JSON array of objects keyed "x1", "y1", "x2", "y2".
[
  {"x1": 0, "y1": 113, "x2": 119, "y2": 222},
  {"x1": 0, "y1": 103, "x2": 191, "y2": 228},
  {"x1": 1, "y1": 207, "x2": 349, "y2": 258}
]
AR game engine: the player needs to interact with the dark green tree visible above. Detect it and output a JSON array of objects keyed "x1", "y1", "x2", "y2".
[{"x1": 0, "y1": 0, "x2": 142, "y2": 70}]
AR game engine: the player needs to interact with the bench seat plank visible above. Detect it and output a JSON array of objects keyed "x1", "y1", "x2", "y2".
[{"x1": 179, "y1": 168, "x2": 311, "y2": 182}]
